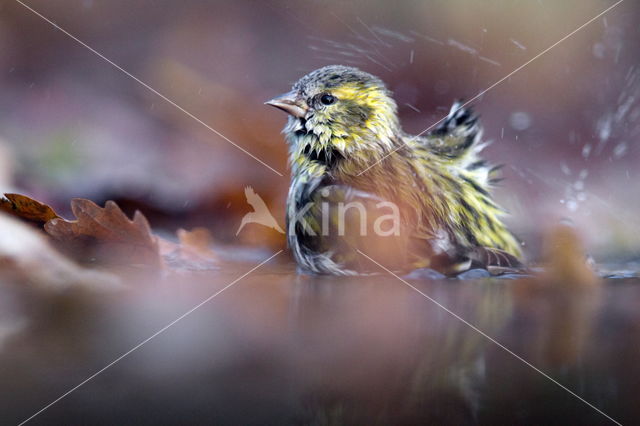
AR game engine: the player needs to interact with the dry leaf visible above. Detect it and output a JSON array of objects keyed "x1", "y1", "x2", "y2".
[
  {"x1": 541, "y1": 223, "x2": 599, "y2": 289},
  {"x1": 44, "y1": 199, "x2": 162, "y2": 267},
  {"x1": 514, "y1": 224, "x2": 601, "y2": 367},
  {"x1": 177, "y1": 227, "x2": 216, "y2": 256},
  {"x1": 159, "y1": 227, "x2": 217, "y2": 271},
  {"x1": 0, "y1": 193, "x2": 60, "y2": 224},
  {"x1": 1, "y1": 193, "x2": 218, "y2": 271},
  {"x1": 0, "y1": 212, "x2": 119, "y2": 290}
]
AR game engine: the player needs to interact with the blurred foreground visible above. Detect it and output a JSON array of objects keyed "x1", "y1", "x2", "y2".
[{"x1": 0, "y1": 215, "x2": 638, "y2": 424}]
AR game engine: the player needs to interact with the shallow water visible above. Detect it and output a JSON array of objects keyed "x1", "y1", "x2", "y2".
[{"x1": 1, "y1": 253, "x2": 638, "y2": 425}]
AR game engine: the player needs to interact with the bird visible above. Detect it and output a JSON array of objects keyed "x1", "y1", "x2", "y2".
[
  {"x1": 266, "y1": 65, "x2": 522, "y2": 275},
  {"x1": 236, "y1": 186, "x2": 284, "y2": 236}
]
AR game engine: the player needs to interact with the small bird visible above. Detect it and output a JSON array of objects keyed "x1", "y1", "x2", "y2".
[
  {"x1": 236, "y1": 186, "x2": 284, "y2": 236},
  {"x1": 266, "y1": 65, "x2": 522, "y2": 275}
]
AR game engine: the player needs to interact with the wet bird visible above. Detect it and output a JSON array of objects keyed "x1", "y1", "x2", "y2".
[{"x1": 267, "y1": 65, "x2": 522, "y2": 275}]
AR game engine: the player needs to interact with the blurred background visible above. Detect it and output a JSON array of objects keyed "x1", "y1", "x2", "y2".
[{"x1": 0, "y1": 0, "x2": 638, "y2": 259}]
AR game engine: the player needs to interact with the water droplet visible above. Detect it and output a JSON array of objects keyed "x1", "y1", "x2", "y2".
[
  {"x1": 509, "y1": 112, "x2": 532, "y2": 131},
  {"x1": 593, "y1": 42, "x2": 606, "y2": 59},
  {"x1": 613, "y1": 142, "x2": 627, "y2": 158}
]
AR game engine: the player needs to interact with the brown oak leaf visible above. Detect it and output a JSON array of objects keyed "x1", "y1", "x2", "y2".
[
  {"x1": 44, "y1": 199, "x2": 162, "y2": 267},
  {"x1": 0, "y1": 193, "x2": 60, "y2": 224},
  {"x1": 1, "y1": 193, "x2": 218, "y2": 270},
  {"x1": 0, "y1": 213, "x2": 120, "y2": 290}
]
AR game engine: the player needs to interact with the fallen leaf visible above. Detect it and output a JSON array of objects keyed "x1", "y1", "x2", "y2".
[
  {"x1": 159, "y1": 227, "x2": 217, "y2": 271},
  {"x1": 44, "y1": 199, "x2": 162, "y2": 267},
  {"x1": 514, "y1": 223, "x2": 601, "y2": 367},
  {"x1": 2, "y1": 193, "x2": 218, "y2": 271},
  {"x1": 541, "y1": 223, "x2": 599, "y2": 289},
  {"x1": 0, "y1": 193, "x2": 59, "y2": 224},
  {"x1": 177, "y1": 227, "x2": 216, "y2": 256},
  {"x1": 0, "y1": 212, "x2": 119, "y2": 290}
]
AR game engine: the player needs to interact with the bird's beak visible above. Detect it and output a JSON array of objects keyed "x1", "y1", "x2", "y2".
[{"x1": 265, "y1": 91, "x2": 308, "y2": 118}]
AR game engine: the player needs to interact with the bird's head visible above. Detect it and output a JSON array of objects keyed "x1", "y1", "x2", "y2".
[{"x1": 266, "y1": 65, "x2": 400, "y2": 172}]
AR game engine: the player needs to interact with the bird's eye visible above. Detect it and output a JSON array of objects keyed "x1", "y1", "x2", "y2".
[{"x1": 320, "y1": 94, "x2": 336, "y2": 105}]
